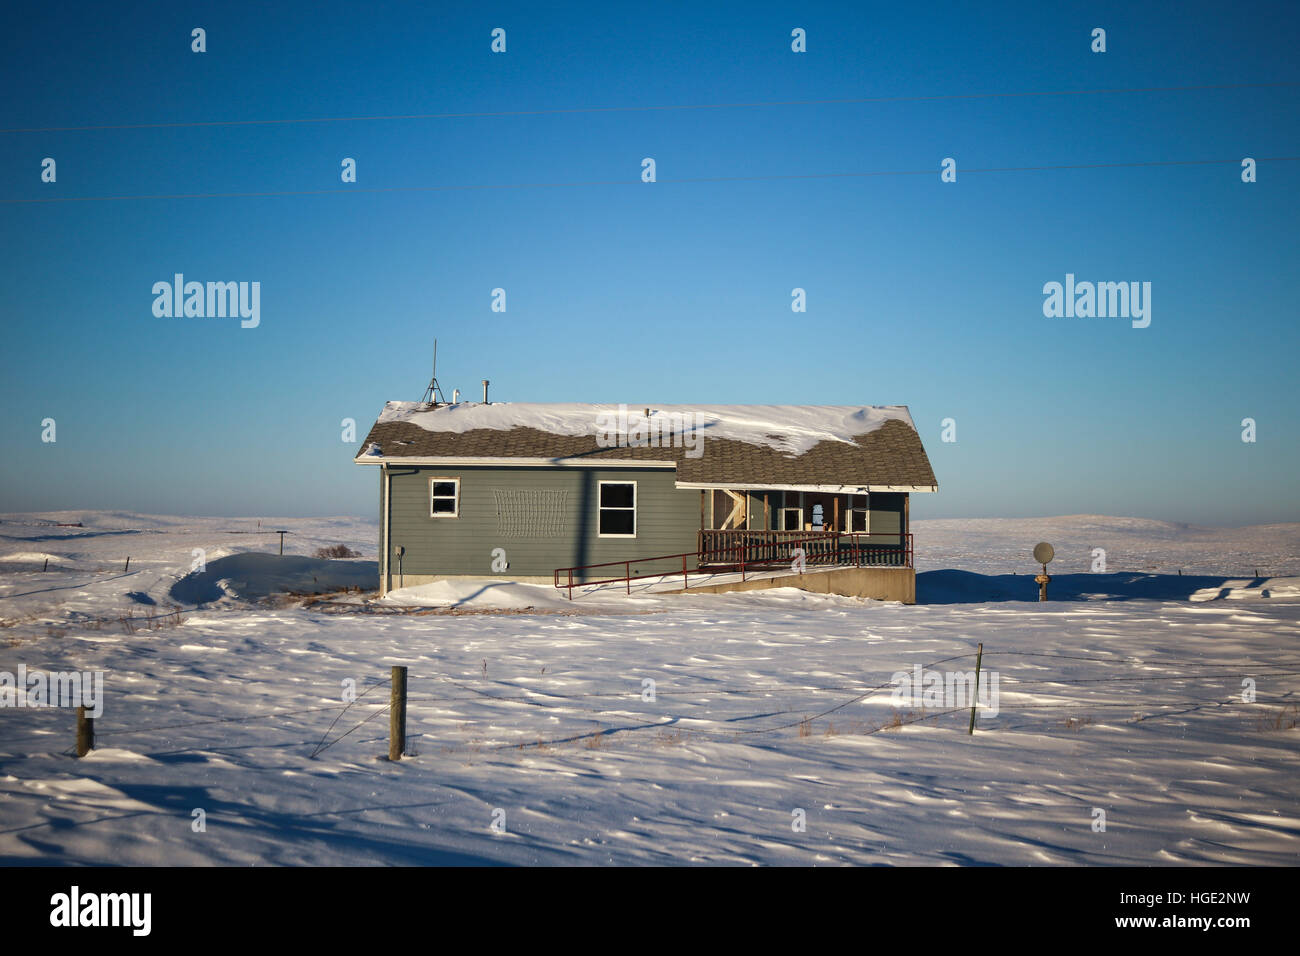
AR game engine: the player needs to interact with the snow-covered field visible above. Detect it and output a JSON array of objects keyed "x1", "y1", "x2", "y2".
[{"x1": 1, "y1": 512, "x2": 1297, "y2": 865}]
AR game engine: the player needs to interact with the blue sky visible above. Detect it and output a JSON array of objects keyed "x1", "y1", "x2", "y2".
[{"x1": 1, "y1": 0, "x2": 1297, "y2": 524}]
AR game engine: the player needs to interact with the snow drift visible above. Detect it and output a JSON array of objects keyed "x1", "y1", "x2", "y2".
[{"x1": 169, "y1": 553, "x2": 376, "y2": 604}]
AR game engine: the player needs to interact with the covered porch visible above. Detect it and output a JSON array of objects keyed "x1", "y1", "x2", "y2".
[{"x1": 696, "y1": 486, "x2": 912, "y2": 569}]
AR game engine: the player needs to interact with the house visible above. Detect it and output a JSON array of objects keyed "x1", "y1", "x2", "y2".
[{"x1": 354, "y1": 401, "x2": 937, "y2": 602}]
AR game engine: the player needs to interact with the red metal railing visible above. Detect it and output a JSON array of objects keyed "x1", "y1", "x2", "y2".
[{"x1": 552, "y1": 531, "x2": 912, "y2": 599}]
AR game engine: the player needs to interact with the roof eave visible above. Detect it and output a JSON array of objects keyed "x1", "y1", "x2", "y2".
[
  {"x1": 674, "y1": 481, "x2": 937, "y2": 493},
  {"x1": 354, "y1": 455, "x2": 676, "y2": 468}
]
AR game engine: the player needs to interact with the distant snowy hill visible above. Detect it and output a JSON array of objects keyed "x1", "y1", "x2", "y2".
[
  {"x1": 1, "y1": 511, "x2": 1296, "y2": 620},
  {"x1": 913, "y1": 515, "x2": 1300, "y2": 576}
]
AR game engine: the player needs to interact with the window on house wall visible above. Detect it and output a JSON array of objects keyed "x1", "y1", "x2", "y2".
[
  {"x1": 430, "y1": 478, "x2": 460, "y2": 517},
  {"x1": 598, "y1": 481, "x2": 636, "y2": 537},
  {"x1": 848, "y1": 493, "x2": 869, "y2": 533},
  {"x1": 779, "y1": 507, "x2": 802, "y2": 531}
]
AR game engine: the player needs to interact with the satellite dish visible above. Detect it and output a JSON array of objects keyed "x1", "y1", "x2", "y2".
[{"x1": 1033, "y1": 542, "x2": 1055, "y2": 564}]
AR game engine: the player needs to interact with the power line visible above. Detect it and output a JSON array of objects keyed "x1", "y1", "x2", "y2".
[
  {"x1": 3, "y1": 81, "x2": 1296, "y2": 134},
  {"x1": 5, "y1": 156, "x2": 1294, "y2": 206}
]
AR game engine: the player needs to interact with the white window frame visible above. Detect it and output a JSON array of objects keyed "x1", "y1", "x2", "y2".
[
  {"x1": 429, "y1": 476, "x2": 461, "y2": 518},
  {"x1": 778, "y1": 507, "x2": 803, "y2": 532},
  {"x1": 597, "y1": 480, "x2": 637, "y2": 538}
]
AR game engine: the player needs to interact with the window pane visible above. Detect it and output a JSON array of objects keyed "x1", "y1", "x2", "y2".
[
  {"x1": 782, "y1": 509, "x2": 800, "y2": 531},
  {"x1": 600, "y1": 483, "x2": 634, "y2": 508},
  {"x1": 432, "y1": 481, "x2": 457, "y2": 498},
  {"x1": 599, "y1": 509, "x2": 635, "y2": 535},
  {"x1": 432, "y1": 497, "x2": 456, "y2": 514}
]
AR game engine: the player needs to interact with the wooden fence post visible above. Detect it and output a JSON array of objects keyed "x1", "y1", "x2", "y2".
[
  {"x1": 968, "y1": 643, "x2": 984, "y2": 736},
  {"x1": 389, "y1": 666, "x2": 408, "y2": 761},
  {"x1": 123, "y1": 557, "x2": 130, "y2": 572},
  {"x1": 76, "y1": 706, "x2": 94, "y2": 756}
]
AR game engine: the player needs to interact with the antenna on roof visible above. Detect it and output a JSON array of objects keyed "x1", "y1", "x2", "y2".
[{"x1": 422, "y1": 339, "x2": 447, "y2": 406}]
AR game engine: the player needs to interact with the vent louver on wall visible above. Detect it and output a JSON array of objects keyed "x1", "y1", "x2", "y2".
[{"x1": 493, "y1": 489, "x2": 568, "y2": 538}]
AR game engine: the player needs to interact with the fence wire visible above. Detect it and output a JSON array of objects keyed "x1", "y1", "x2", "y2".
[{"x1": 2, "y1": 649, "x2": 1296, "y2": 760}]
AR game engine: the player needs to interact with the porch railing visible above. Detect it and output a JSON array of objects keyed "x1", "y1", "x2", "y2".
[
  {"x1": 699, "y1": 529, "x2": 909, "y2": 569},
  {"x1": 552, "y1": 530, "x2": 912, "y2": 599}
]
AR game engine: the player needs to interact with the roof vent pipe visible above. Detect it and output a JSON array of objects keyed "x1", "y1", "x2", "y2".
[
  {"x1": 452, "y1": 388, "x2": 460, "y2": 403},
  {"x1": 482, "y1": 380, "x2": 490, "y2": 404}
]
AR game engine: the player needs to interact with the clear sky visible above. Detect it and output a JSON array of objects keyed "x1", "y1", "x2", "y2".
[{"x1": 1, "y1": 0, "x2": 1297, "y2": 524}]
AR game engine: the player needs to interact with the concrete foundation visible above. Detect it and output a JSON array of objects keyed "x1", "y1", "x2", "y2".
[
  {"x1": 668, "y1": 565, "x2": 916, "y2": 604},
  {"x1": 382, "y1": 573, "x2": 553, "y2": 596}
]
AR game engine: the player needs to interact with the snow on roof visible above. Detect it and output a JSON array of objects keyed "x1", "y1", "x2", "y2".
[{"x1": 375, "y1": 401, "x2": 917, "y2": 457}]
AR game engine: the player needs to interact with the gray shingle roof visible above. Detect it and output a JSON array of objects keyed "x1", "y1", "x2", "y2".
[{"x1": 355, "y1": 405, "x2": 937, "y2": 490}]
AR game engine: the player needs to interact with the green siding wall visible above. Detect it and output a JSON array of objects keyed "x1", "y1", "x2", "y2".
[
  {"x1": 868, "y1": 492, "x2": 905, "y2": 537},
  {"x1": 384, "y1": 465, "x2": 699, "y2": 580}
]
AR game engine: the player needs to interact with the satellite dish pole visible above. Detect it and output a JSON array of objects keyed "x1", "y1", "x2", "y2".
[
  {"x1": 1033, "y1": 542, "x2": 1054, "y2": 602},
  {"x1": 422, "y1": 339, "x2": 446, "y2": 406}
]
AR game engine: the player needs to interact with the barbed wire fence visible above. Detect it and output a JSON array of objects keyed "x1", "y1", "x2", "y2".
[{"x1": 2, "y1": 650, "x2": 1297, "y2": 763}]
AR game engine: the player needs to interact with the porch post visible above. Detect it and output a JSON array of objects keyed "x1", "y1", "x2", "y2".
[{"x1": 904, "y1": 494, "x2": 911, "y2": 567}]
